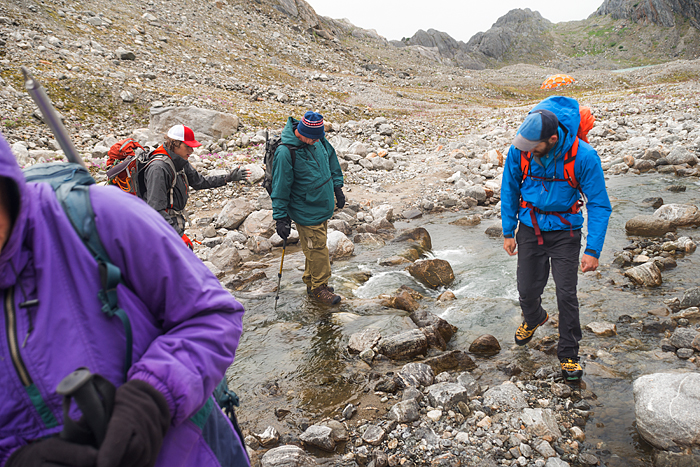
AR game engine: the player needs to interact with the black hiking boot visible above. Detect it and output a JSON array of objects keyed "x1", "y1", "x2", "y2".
[
  {"x1": 310, "y1": 284, "x2": 341, "y2": 305},
  {"x1": 514, "y1": 312, "x2": 549, "y2": 346},
  {"x1": 307, "y1": 285, "x2": 334, "y2": 295},
  {"x1": 560, "y1": 357, "x2": 583, "y2": 382}
]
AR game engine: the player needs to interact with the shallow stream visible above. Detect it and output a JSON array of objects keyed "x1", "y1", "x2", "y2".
[{"x1": 229, "y1": 172, "x2": 700, "y2": 466}]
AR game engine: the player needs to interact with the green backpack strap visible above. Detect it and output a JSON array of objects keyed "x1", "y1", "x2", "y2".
[{"x1": 23, "y1": 162, "x2": 133, "y2": 381}]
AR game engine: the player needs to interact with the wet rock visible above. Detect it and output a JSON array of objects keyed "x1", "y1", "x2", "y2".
[
  {"x1": 207, "y1": 241, "x2": 242, "y2": 271},
  {"x1": 422, "y1": 350, "x2": 476, "y2": 373},
  {"x1": 353, "y1": 233, "x2": 386, "y2": 246},
  {"x1": 300, "y1": 425, "x2": 335, "y2": 451},
  {"x1": 382, "y1": 290, "x2": 419, "y2": 312},
  {"x1": 342, "y1": 404, "x2": 357, "y2": 420},
  {"x1": 394, "y1": 227, "x2": 432, "y2": 252},
  {"x1": 670, "y1": 327, "x2": 699, "y2": 349},
  {"x1": 260, "y1": 445, "x2": 316, "y2": 467},
  {"x1": 468, "y1": 334, "x2": 501, "y2": 356},
  {"x1": 409, "y1": 309, "x2": 456, "y2": 343},
  {"x1": 522, "y1": 408, "x2": 560, "y2": 442},
  {"x1": 482, "y1": 381, "x2": 528, "y2": 410},
  {"x1": 676, "y1": 348, "x2": 694, "y2": 359},
  {"x1": 224, "y1": 270, "x2": 266, "y2": 291},
  {"x1": 437, "y1": 290, "x2": 456, "y2": 301},
  {"x1": 327, "y1": 230, "x2": 355, "y2": 259},
  {"x1": 641, "y1": 197, "x2": 664, "y2": 209},
  {"x1": 397, "y1": 362, "x2": 434, "y2": 387},
  {"x1": 320, "y1": 420, "x2": 348, "y2": 442},
  {"x1": 551, "y1": 383, "x2": 571, "y2": 398},
  {"x1": 642, "y1": 317, "x2": 676, "y2": 334},
  {"x1": 634, "y1": 372, "x2": 700, "y2": 449},
  {"x1": 625, "y1": 215, "x2": 674, "y2": 236},
  {"x1": 680, "y1": 287, "x2": 700, "y2": 308},
  {"x1": 378, "y1": 330, "x2": 428, "y2": 360},
  {"x1": 421, "y1": 324, "x2": 447, "y2": 350},
  {"x1": 450, "y1": 215, "x2": 481, "y2": 226},
  {"x1": 456, "y1": 372, "x2": 481, "y2": 397},
  {"x1": 402, "y1": 208, "x2": 422, "y2": 219},
  {"x1": 654, "y1": 204, "x2": 700, "y2": 227},
  {"x1": 374, "y1": 376, "x2": 398, "y2": 393},
  {"x1": 426, "y1": 382, "x2": 469, "y2": 408},
  {"x1": 407, "y1": 259, "x2": 455, "y2": 289},
  {"x1": 254, "y1": 426, "x2": 280, "y2": 448},
  {"x1": 484, "y1": 222, "x2": 503, "y2": 238},
  {"x1": 387, "y1": 398, "x2": 420, "y2": 423},
  {"x1": 624, "y1": 262, "x2": 662, "y2": 287},
  {"x1": 585, "y1": 321, "x2": 617, "y2": 337},
  {"x1": 348, "y1": 328, "x2": 381, "y2": 354},
  {"x1": 654, "y1": 451, "x2": 700, "y2": 467}
]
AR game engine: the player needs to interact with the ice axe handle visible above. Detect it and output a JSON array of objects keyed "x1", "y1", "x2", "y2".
[{"x1": 56, "y1": 367, "x2": 115, "y2": 447}]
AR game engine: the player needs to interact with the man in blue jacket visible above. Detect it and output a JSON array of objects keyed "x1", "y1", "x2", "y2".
[
  {"x1": 500, "y1": 96, "x2": 612, "y2": 382},
  {"x1": 271, "y1": 111, "x2": 345, "y2": 305}
]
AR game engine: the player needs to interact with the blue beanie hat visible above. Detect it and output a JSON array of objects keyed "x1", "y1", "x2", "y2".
[
  {"x1": 297, "y1": 111, "x2": 325, "y2": 140},
  {"x1": 512, "y1": 109, "x2": 558, "y2": 152}
]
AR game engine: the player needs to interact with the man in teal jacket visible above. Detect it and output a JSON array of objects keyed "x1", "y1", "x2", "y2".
[
  {"x1": 500, "y1": 96, "x2": 612, "y2": 382},
  {"x1": 271, "y1": 111, "x2": 345, "y2": 305}
]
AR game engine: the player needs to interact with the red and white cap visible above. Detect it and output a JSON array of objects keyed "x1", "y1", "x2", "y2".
[{"x1": 167, "y1": 124, "x2": 201, "y2": 148}]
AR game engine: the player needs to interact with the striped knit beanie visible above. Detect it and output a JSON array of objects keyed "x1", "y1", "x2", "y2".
[{"x1": 296, "y1": 111, "x2": 325, "y2": 140}]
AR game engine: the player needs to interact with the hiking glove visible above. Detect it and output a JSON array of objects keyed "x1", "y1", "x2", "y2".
[
  {"x1": 276, "y1": 217, "x2": 291, "y2": 240},
  {"x1": 6, "y1": 437, "x2": 98, "y2": 467},
  {"x1": 96, "y1": 380, "x2": 171, "y2": 467},
  {"x1": 334, "y1": 186, "x2": 345, "y2": 209},
  {"x1": 226, "y1": 166, "x2": 251, "y2": 183}
]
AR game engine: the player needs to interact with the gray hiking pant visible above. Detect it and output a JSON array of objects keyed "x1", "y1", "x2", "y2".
[{"x1": 516, "y1": 224, "x2": 582, "y2": 359}]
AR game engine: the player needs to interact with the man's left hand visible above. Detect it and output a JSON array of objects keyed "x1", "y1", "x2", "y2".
[
  {"x1": 581, "y1": 254, "x2": 599, "y2": 272},
  {"x1": 334, "y1": 186, "x2": 345, "y2": 209}
]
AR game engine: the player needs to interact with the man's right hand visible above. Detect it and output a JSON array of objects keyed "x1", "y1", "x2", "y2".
[
  {"x1": 276, "y1": 218, "x2": 291, "y2": 240},
  {"x1": 503, "y1": 237, "x2": 517, "y2": 256},
  {"x1": 6, "y1": 438, "x2": 97, "y2": 467}
]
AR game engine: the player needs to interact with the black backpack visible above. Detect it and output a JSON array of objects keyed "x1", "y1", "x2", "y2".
[{"x1": 261, "y1": 130, "x2": 296, "y2": 195}]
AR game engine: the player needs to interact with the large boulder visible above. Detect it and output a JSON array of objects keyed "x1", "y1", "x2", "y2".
[
  {"x1": 395, "y1": 227, "x2": 432, "y2": 252},
  {"x1": 216, "y1": 198, "x2": 255, "y2": 230},
  {"x1": 625, "y1": 215, "x2": 674, "y2": 237},
  {"x1": 654, "y1": 204, "x2": 700, "y2": 227},
  {"x1": 634, "y1": 373, "x2": 700, "y2": 449},
  {"x1": 207, "y1": 241, "x2": 242, "y2": 272},
  {"x1": 241, "y1": 210, "x2": 275, "y2": 238},
  {"x1": 378, "y1": 330, "x2": 428, "y2": 360},
  {"x1": 149, "y1": 106, "x2": 240, "y2": 140},
  {"x1": 407, "y1": 259, "x2": 455, "y2": 289},
  {"x1": 327, "y1": 230, "x2": 354, "y2": 259}
]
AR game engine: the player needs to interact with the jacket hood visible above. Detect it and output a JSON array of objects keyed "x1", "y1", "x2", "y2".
[
  {"x1": 531, "y1": 96, "x2": 581, "y2": 153},
  {"x1": 0, "y1": 133, "x2": 29, "y2": 286},
  {"x1": 280, "y1": 117, "x2": 304, "y2": 147}
]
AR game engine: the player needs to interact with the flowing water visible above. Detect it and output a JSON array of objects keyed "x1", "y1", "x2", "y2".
[{"x1": 229, "y1": 172, "x2": 700, "y2": 466}]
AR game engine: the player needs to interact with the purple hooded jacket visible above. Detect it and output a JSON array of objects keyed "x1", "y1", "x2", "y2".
[{"x1": 0, "y1": 133, "x2": 248, "y2": 467}]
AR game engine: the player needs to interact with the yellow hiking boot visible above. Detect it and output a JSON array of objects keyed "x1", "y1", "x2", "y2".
[
  {"x1": 514, "y1": 312, "x2": 549, "y2": 346},
  {"x1": 560, "y1": 357, "x2": 583, "y2": 382}
]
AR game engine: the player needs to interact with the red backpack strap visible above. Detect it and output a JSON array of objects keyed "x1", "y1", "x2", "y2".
[
  {"x1": 519, "y1": 150, "x2": 532, "y2": 183},
  {"x1": 562, "y1": 137, "x2": 580, "y2": 190}
]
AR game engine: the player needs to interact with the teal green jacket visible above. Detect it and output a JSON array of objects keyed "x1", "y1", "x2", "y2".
[{"x1": 271, "y1": 117, "x2": 344, "y2": 226}]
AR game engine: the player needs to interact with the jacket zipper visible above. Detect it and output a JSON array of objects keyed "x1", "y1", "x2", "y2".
[
  {"x1": 307, "y1": 145, "x2": 332, "y2": 190},
  {"x1": 313, "y1": 176, "x2": 332, "y2": 191},
  {"x1": 4, "y1": 287, "x2": 32, "y2": 387}
]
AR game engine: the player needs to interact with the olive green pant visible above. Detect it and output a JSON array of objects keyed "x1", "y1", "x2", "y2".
[{"x1": 295, "y1": 221, "x2": 331, "y2": 290}]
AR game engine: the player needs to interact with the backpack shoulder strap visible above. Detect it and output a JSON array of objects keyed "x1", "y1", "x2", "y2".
[
  {"x1": 280, "y1": 144, "x2": 297, "y2": 168},
  {"x1": 146, "y1": 154, "x2": 178, "y2": 208},
  {"x1": 24, "y1": 162, "x2": 133, "y2": 381},
  {"x1": 519, "y1": 150, "x2": 532, "y2": 184},
  {"x1": 563, "y1": 137, "x2": 580, "y2": 190}
]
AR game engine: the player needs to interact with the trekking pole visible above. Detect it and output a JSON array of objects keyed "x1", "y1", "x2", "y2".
[
  {"x1": 20, "y1": 66, "x2": 86, "y2": 168},
  {"x1": 274, "y1": 239, "x2": 287, "y2": 311}
]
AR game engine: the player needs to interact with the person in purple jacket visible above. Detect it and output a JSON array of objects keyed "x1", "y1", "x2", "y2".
[{"x1": 0, "y1": 131, "x2": 249, "y2": 467}]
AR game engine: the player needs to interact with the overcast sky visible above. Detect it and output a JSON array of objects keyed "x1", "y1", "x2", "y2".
[{"x1": 304, "y1": 1, "x2": 605, "y2": 43}]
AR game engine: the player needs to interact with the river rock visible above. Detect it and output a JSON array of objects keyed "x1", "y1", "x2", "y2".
[
  {"x1": 383, "y1": 290, "x2": 419, "y2": 312},
  {"x1": 371, "y1": 204, "x2": 394, "y2": 222},
  {"x1": 625, "y1": 215, "x2": 674, "y2": 236},
  {"x1": 624, "y1": 262, "x2": 662, "y2": 287},
  {"x1": 409, "y1": 309, "x2": 456, "y2": 343},
  {"x1": 270, "y1": 229, "x2": 300, "y2": 247},
  {"x1": 261, "y1": 445, "x2": 316, "y2": 467},
  {"x1": 422, "y1": 350, "x2": 476, "y2": 373},
  {"x1": 482, "y1": 381, "x2": 528, "y2": 410},
  {"x1": 362, "y1": 425, "x2": 385, "y2": 446},
  {"x1": 246, "y1": 235, "x2": 272, "y2": 254},
  {"x1": 421, "y1": 324, "x2": 447, "y2": 350},
  {"x1": 634, "y1": 372, "x2": 700, "y2": 449},
  {"x1": 521, "y1": 408, "x2": 560, "y2": 442},
  {"x1": 450, "y1": 215, "x2": 481, "y2": 226},
  {"x1": 320, "y1": 420, "x2": 348, "y2": 442},
  {"x1": 394, "y1": 227, "x2": 432, "y2": 252},
  {"x1": 255, "y1": 426, "x2": 280, "y2": 447},
  {"x1": 388, "y1": 398, "x2": 420, "y2": 423},
  {"x1": 300, "y1": 425, "x2": 335, "y2": 451},
  {"x1": 327, "y1": 230, "x2": 354, "y2": 258},
  {"x1": 207, "y1": 241, "x2": 241, "y2": 271},
  {"x1": 468, "y1": 334, "x2": 501, "y2": 356},
  {"x1": 670, "y1": 327, "x2": 699, "y2": 349},
  {"x1": 642, "y1": 197, "x2": 664, "y2": 209},
  {"x1": 241, "y1": 209, "x2": 275, "y2": 237},
  {"x1": 378, "y1": 329, "x2": 427, "y2": 360},
  {"x1": 585, "y1": 321, "x2": 617, "y2": 337},
  {"x1": 666, "y1": 146, "x2": 698, "y2": 166},
  {"x1": 485, "y1": 222, "x2": 503, "y2": 238},
  {"x1": 680, "y1": 287, "x2": 700, "y2": 308},
  {"x1": 456, "y1": 372, "x2": 481, "y2": 397},
  {"x1": 407, "y1": 259, "x2": 455, "y2": 289},
  {"x1": 426, "y1": 382, "x2": 469, "y2": 408},
  {"x1": 348, "y1": 328, "x2": 381, "y2": 354},
  {"x1": 328, "y1": 219, "x2": 352, "y2": 236},
  {"x1": 654, "y1": 204, "x2": 700, "y2": 227},
  {"x1": 150, "y1": 106, "x2": 239, "y2": 139},
  {"x1": 397, "y1": 362, "x2": 435, "y2": 387}
]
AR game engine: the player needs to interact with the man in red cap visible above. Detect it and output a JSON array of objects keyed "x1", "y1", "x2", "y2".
[{"x1": 142, "y1": 124, "x2": 250, "y2": 248}]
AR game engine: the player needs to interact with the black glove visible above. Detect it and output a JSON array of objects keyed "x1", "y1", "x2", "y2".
[
  {"x1": 6, "y1": 437, "x2": 98, "y2": 467},
  {"x1": 225, "y1": 166, "x2": 251, "y2": 183},
  {"x1": 276, "y1": 217, "x2": 291, "y2": 240},
  {"x1": 96, "y1": 380, "x2": 171, "y2": 467},
  {"x1": 334, "y1": 186, "x2": 345, "y2": 209}
]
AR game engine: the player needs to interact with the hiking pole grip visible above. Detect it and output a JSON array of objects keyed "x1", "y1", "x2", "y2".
[
  {"x1": 56, "y1": 368, "x2": 114, "y2": 447},
  {"x1": 21, "y1": 66, "x2": 86, "y2": 168}
]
